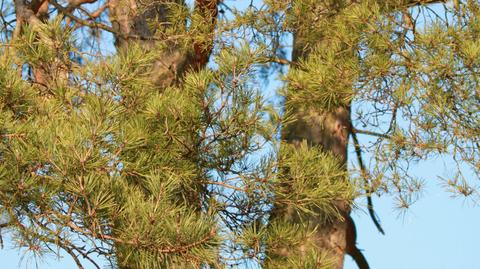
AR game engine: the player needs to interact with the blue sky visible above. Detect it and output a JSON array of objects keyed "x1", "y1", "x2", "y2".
[{"x1": 344, "y1": 154, "x2": 480, "y2": 269}]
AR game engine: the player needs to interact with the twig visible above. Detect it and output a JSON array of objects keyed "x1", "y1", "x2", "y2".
[
  {"x1": 66, "y1": 221, "x2": 216, "y2": 253},
  {"x1": 352, "y1": 128, "x2": 392, "y2": 139},
  {"x1": 0, "y1": 133, "x2": 26, "y2": 138}
]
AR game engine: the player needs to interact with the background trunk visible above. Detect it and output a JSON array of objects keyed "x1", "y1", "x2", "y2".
[{"x1": 282, "y1": 108, "x2": 352, "y2": 268}]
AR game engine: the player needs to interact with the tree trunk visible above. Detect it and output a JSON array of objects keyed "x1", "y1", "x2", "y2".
[
  {"x1": 284, "y1": 109, "x2": 353, "y2": 267},
  {"x1": 266, "y1": 0, "x2": 357, "y2": 265}
]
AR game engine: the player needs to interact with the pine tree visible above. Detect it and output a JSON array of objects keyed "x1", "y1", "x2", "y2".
[{"x1": 1, "y1": 0, "x2": 479, "y2": 268}]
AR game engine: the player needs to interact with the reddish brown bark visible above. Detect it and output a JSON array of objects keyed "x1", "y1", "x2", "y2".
[
  {"x1": 108, "y1": 0, "x2": 218, "y2": 87},
  {"x1": 13, "y1": 0, "x2": 56, "y2": 86},
  {"x1": 190, "y1": 0, "x2": 218, "y2": 71}
]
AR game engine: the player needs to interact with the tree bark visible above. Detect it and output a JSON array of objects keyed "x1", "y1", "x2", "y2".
[
  {"x1": 13, "y1": 0, "x2": 54, "y2": 85},
  {"x1": 267, "y1": 0, "x2": 356, "y2": 265},
  {"x1": 281, "y1": 54, "x2": 355, "y2": 269},
  {"x1": 108, "y1": 0, "x2": 217, "y2": 88}
]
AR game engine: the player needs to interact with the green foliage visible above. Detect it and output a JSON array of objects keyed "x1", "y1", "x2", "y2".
[
  {"x1": 274, "y1": 142, "x2": 353, "y2": 220},
  {"x1": 352, "y1": 1, "x2": 480, "y2": 206},
  {"x1": 0, "y1": 19, "x2": 258, "y2": 268},
  {"x1": 238, "y1": 219, "x2": 335, "y2": 268},
  {"x1": 2, "y1": 0, "x2": 480, "y2": 268},
  {"x1": 231, "y1": 142, "x2": 352, "y2": 267}
]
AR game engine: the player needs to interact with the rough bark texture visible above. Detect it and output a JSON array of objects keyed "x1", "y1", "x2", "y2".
[
  {"x1": 10, "y1": 0, "x2": 443, "y2": 268},
  {"x1": 108, "y1": 0, "x2": 217, "y2": 88},
  {"x1": 281, "y1": 66, "x2": 356, "y2": 269},
  {"x1": 13, "y1": 0, "x2": 53, "y2": 85},
  {"x1": 108, "y1": 0, "x2": 187, "y2": 88}
]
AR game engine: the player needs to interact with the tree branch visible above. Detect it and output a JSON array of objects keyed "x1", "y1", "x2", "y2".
[
  {"x1": 352, "y1": 128, "x2": 392, "y2": 140},
  {"x1": 351, "y1": 129, "x2": 385, "y2": 235},
  {"x1": 187, "y1": 0, "x2": 219, "y2": 71}
]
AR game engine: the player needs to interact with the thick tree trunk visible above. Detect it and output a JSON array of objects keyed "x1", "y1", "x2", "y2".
[
  {"x1": 280, "y1": 65, "x2": 356, "y2": 269},
  {"x1": 284, "y1": 108, "x2": 353, "y2": 268},
  {"x1": 13, "y1": 0, "x2": 58, "y2": 86},
  {"x1": 108, "y1": 0, "x2": 187, "y2": 87}
]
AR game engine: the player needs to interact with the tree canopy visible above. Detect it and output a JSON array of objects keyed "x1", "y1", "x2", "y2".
[{"x1": 0, "y1": 0, "x2": 479, "y2": 268}]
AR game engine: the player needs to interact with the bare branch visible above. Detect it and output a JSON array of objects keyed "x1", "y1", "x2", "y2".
[
  {"x1": 352, "y1": 128, "x2": 392, "y2": 140},
  {"x1": 351, "y1": 130, "x2": 385, "y2": 235}
]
